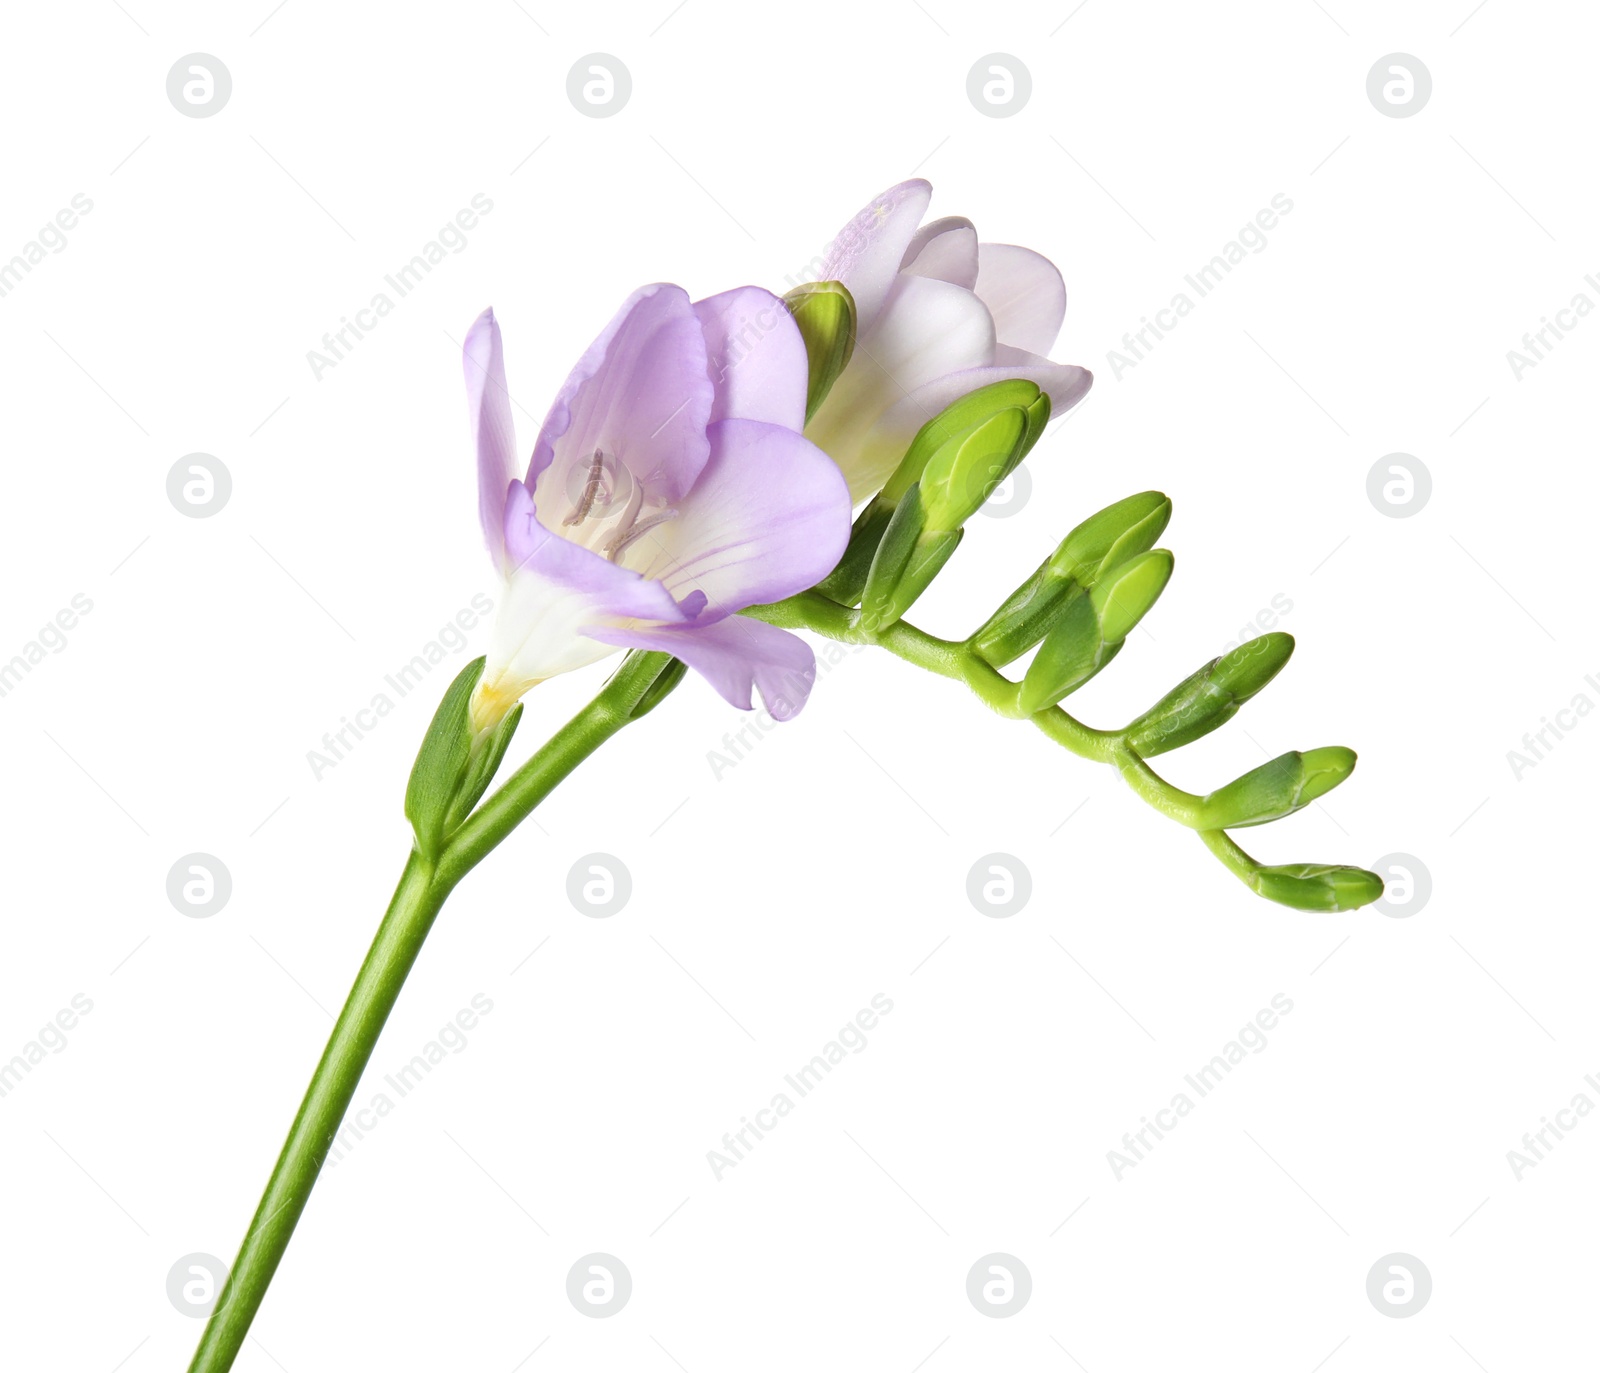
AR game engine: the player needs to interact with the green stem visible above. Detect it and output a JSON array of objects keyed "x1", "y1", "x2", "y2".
[
  {"x1": 1103, "y1": 744, "x2": 1203, "y2": 826},
  {"x1": 753, "y1": 595, "x2": 1374, "y2": 906},
  {"x1": 437, "y1": 651, "x2": 673, "y2": 888},
  {"x1": 747, "y1": 595, "x2": 1203, "y2": 825},
  {"x1": 1197, "y1": 826, "x2": 1262, "y2": 888},
  {"x1": 184, "y1": 852, "x2": 444, "y2": 1373},
  {"x1": 187, "y1": 651, "x2": 676, "y2": 1373}
]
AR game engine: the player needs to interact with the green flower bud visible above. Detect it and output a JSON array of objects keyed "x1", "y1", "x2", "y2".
[
  {"x1": 1251, "y1": 863, "x2": 1385, "y2": 912},
  {"x1": 628, "y1": 655, "x2": 689, "y2": 721},
  {"x1": 880, "y1": 379, "x2": 1043, "y2": 505},
  {"x1": 1048, "y1": 491, "x2": 1172, "y2": 587},
  {"x1": 1017, "y1": 592, "x2": 1114, "y2": 712},
  {"x1": 1123, "y1": 633, "x2": 1295, "y2": 757},
  {"x1": 783, "y1": 282, "x2": 856, "y2": 424},
  {"x1": 919, "y1": 407, "x2": 1030, "y2": 532},
  {"x1": 1195, "y1": 747, "x2": 1357, "y2": 829},
  {"x1": 970, "y1": 491, "x2": 1171, "y2": 669},
  {"x1": 815, "y1": 500, "x2": 892, "y2": 607},
  {"x1": 1017, "y1": 552, "x2": 1172, "y2": 713},
  {"x1": 442, "y1": 703, "x2": 523, "y2": 836},
  {"x1": 1090, "y1": 550, "x2": 1174, "y2": 643},
  {"x1": 866, "y1": 530, "x2": 962, "y2": 633},
  {"x1": 407, "y1": 656, "x2": 523, "y2": 858},
  {"x1": 971, "y1": 565, "x2": 1081, "y2": 668},
  {"x1": 859, "y1": 484, "x2": 964, "y2": 634},
  {"x1": 817, "y1": 381, "x2": 1047, "y2": 607},
  {"x1": 1021, "y1": 390, "x2": 1051, "y2": 456}
]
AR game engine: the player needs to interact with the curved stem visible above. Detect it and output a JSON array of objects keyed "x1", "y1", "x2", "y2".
[
  {"x1": 747, "y1": 596, "x2": 1201, "y2": 822},
  {"x1": 1105, "y1": 745, "x2": 1203, "y2": 826},
  {"x1": 187, "y1": 651, "x2": 678, "y2": 1373},
  {"x1": 756, "y1": 595, "x2": 1223, "y2": 842},
  {"x1": 1197, "y1": 826, "x2": 1262, "y2": 888}
]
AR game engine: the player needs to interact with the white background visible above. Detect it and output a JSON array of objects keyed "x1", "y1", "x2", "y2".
[{"x1": 1, "y1": 1, "x2": 1595, "y2": 1369}]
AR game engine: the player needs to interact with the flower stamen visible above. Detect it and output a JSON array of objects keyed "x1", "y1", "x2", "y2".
[
  {"x1": 564, "y1": 448, "x2": 608, "y2": 526},
  {"x1": 605, "y1": 508, "x2": 678, "y2": 560}
]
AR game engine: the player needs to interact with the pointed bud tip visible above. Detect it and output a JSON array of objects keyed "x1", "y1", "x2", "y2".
[
  {"x1": 881, "y1": 379, "x2": 1043, "y2": 505},
  {"x1": 1092, "y1": 548, "x2": 1174, "y2": 643},
  {"x1": 1295, "y1": 746, "x2": 1357, "y2": 806},
  {"x1": 1051, "y1": 491, "x2": 1174, "y2": 586},
  {"x1": 784, "y1": 281, "x2": 857, "y2": 424},
  {"x1": 921, "y1": 406, "x2": 1030, "y2": 531}
]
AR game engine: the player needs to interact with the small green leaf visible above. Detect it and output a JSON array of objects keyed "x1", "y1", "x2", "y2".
[
  {"x1": 630, "y1": 656, "x2": 689, "y2": 720},
  {"x1": 441, "y1": 703, "x2": 524, "y2": 836},
  {"x1": 405, "y1": 657, "x2": 486, "y2": 860}
]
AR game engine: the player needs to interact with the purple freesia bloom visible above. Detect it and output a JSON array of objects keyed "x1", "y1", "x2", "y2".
[
  {"x1": 805, "y1": 179, "x2": 1094, "y2": 502},
  {"x1": 464, "y1": 284, "x2": 850, "y2": 732}
]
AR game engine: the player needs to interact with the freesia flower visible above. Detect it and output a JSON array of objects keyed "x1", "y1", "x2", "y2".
[
  {"x1": 804, "y1": 178, "x2": 1093, "y2": 502},
  {"x1": 464, "y1": 285, "x2": 850, "y2": 733}
]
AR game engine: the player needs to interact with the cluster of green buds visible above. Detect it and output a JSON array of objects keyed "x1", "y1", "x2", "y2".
[
  {"x1": 772, "y1": 313, "x2": 1384, "y2": 913},
  {"x1": 971, "y1": 492, "x2": 1377, "y2": 911},
  {"x1": 817, "y1": 378, "x2": 1051, "y2": 632}
]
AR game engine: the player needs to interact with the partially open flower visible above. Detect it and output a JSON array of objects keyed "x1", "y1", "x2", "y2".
[
  {"x1": 803, "y1": 179, "x2": 1093, "y2": 502},
  {"x1": 464, "y1": 285, "x2": 851, "y2": 734}
]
